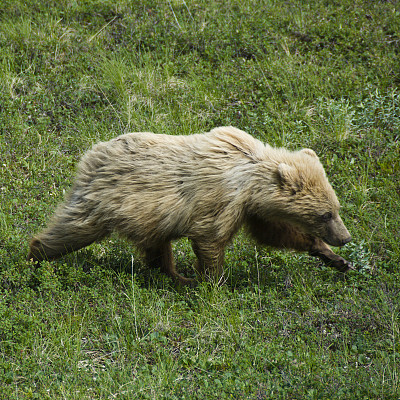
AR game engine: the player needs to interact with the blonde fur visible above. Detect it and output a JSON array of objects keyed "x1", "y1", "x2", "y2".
[{"x1": 28, "y1": 126, "x2": 352, "y2": 283}]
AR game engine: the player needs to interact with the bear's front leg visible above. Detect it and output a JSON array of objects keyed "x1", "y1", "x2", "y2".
[
  {"x1": 144, "y1": 242, "x2": 194, "y2": 285},
  {"x1": 191, "y1": 240, "x2": 226, "y2": 283},
  {"x1": 309, "y1": 239, "x2": 353, "y2": 272}
]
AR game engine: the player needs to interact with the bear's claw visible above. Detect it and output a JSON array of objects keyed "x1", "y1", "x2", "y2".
[{"x1": 328, "y1": 256, "x2": 353, "y2": 273}]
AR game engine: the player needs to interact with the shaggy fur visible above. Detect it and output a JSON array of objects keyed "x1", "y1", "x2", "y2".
[{"x1": 28, "y1": 126, "x2": 352, "y2": 284}]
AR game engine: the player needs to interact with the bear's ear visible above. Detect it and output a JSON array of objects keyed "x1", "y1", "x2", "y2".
[
  {"x1": 301, "y1": 148, "x2": 318, "y2": 159},
  {"x1": 277, "y1": 163, "x2": 303, "y2": 194},
  {"x1": 277, "y1": 163, "x2": 297, "y2": 183}
]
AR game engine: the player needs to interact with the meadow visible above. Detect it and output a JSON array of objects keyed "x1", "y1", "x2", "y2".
[{"x1": 0, "y1": 0, "x2": 399, "y2": 398}]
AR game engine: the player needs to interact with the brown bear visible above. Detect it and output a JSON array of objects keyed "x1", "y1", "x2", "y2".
[{"x1": 28, "y1": 126, "x2": 352, "y2": 284}]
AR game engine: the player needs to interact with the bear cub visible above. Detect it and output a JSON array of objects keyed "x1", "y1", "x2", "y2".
[{"x1": 28, "y1": 126, "x2": 352, "y2": 284}]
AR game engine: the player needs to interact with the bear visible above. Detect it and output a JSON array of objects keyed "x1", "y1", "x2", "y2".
[{"x1": 28, "y1": 126, "x2": 352, "y2": 284}]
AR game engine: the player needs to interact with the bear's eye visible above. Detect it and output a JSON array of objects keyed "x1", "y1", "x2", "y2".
[{"x1": 321, "y1": 212, "x2": 333, "y2": 222}]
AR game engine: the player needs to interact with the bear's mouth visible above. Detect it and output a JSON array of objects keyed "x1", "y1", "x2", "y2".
[{"x1": 323, "y1": 235, "x2": 352, "y2": 247}]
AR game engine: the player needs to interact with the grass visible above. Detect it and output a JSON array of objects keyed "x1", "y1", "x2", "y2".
[{"x1": 0, "y1": 0, "x2": 399, "y2": 398}]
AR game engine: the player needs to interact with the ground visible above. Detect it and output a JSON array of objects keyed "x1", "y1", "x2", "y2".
[{"x1": 0, "y1": 0, "x2": 399, "y2": 399}]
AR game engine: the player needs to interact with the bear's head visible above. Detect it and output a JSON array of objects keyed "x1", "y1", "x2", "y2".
[{"x1": 272, "y1": 148, "x2": 352, "y2": 247}]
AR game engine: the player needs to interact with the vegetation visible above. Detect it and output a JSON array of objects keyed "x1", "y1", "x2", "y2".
[{"x1": 1, "y1": 0, "x2": 399, "y2": 398}]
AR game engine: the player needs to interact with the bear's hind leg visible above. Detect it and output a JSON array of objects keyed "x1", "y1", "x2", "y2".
[
  {"x1": 144, "y1": 242, "x2": 194, "y2": 285},
  {"x1": 28, "y1": 208, "x2": 109, "y2": 263},
  {"x1": 28, "y1": 228, "x2": 107, "y2": 263},
  {"x1": 247, "y1": 216, "x2": 352, "y2": 272}
]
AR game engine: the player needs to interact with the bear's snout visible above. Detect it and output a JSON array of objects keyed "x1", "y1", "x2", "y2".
[
  {"x1": 340, "y1": 236, "x2": 352, "y2": 246},
  {"x1": 323, "y1": 236, "x2": 351, "y2": 247},
  {"x1": 322, "y1": 215, "x2": 352, "y2": 247},
  {"x1": 324, "y1": 236, "x2": 351, "y2": 247}
]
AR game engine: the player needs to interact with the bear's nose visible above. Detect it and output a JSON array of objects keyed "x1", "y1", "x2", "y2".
[{"x1": 341, "y1": 236, "x2": 352, "y2": 245}]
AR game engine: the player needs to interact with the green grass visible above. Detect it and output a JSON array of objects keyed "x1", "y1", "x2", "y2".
[{"x1": 1, "y1": 0, "x2": 399, "y2": 398}]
